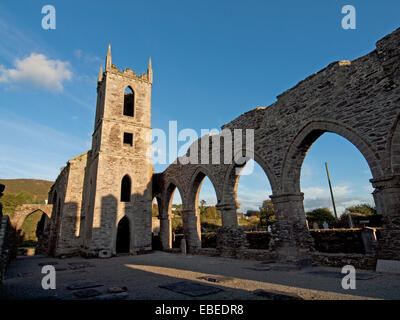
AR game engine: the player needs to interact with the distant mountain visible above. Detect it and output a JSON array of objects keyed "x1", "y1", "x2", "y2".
[{"x1": 0, "y1": 179, "x2": 54, "y2": 215}]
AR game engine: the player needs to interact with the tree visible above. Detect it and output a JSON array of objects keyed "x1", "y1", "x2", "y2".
[
  {"x1": 306, "y1": 208, "x2": 336, "y2": 226},
  {"x1": 152, "y1": 203, "x2": 159, "y2": 217},
  {"x1": 199, "y1": 199, "x2": 206, "y2": 215},
  {"x1": 345, "y1": 203, "x2": 376, "y2": 216},
  {"x1": 259, "y1": 200, "x2": 276, "y2": 227}
]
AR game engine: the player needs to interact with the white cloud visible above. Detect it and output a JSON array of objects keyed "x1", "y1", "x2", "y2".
[
  {"x1": 302, "y1": 185, "x2": 351, "y2": 200},
  {"x1": 0, "y1": 53, "x2": 72, "y2": 91}
]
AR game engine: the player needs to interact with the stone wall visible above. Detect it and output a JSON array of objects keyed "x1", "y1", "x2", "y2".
[
  {"x1": 200, "y1": 231, "x2": 272, "y2": 249},
  {"x1": 310, "y1": 229, "x2": 365, "y2": 254},
  {"x1": 201, "y1": 229, "x2": 371, "y2": 254},
  {"x1": 11, "y1": 204, "x2": 53, "y2": 231},
  {"x1": 0, "y1": 215, "x2": 17, "y2": 283},
  {"x1": 157, "y1": 28, "x2": 400, "y2": 261},
  {"x1": 311, "y1": 252, "x2": 377, "y2": 270}
]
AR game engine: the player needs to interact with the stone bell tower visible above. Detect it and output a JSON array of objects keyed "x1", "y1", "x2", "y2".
[{"x1": 82, "y1": 44, "x2": 153, "y2": 256}]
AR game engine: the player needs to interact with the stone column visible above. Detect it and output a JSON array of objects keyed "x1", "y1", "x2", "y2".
[
  {"x1": 182, "y1": 209, "x2": 201, "y2": 252},
  {"x1": 216, "y1": 203, "x2": 239, "y2": 228},
  {"x1": 159, "y1": 216, "x2": 172, "y2": 250},
  {"x1": 371, "y1": 175, "x2": 400, "y2": 260},
  {"x1": 270, "y1": 192, "x2": 314, "y2": 261}
]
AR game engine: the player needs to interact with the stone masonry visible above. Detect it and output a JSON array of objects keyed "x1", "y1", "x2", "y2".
[
  {"x1": 39, "y1": 45, "x2": 154, "y2": 257},
  {"x1": 17, "y1": 28, "x2": 400, "y2": 263},
  {"x1": 154, "y1": 28, "x2": 400, "y2": 262}
]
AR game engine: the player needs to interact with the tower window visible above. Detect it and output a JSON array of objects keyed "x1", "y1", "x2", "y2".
[
  {"x1": 123, "y1": 86, "x2": 134, "y2": 117},
  {"x1": 121, "y1": 175, "x2": 131, "y2": 202},
  {"x1": 123, "y1": 132, "x2": 133, "y2": 146}
]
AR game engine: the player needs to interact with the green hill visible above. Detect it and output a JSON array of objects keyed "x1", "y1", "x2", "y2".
[
  {"x1": 0, "y1": 179, "x2": 54, "y2": 216},
  {"x1": 0, "y1": 179, "x2": 53, "y2": 198}
]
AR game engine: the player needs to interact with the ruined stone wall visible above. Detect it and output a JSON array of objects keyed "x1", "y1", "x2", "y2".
[
  {"x1": 0, "y1": 215, "x2": 17, "y2": 283},
  {"x1": 309, "y1": 229, "x2": 365, "y2": 254},
  {"x1": 11, "y1": 204, "x2": 52, "y2": 231},
  {"x1": 311, "y1": 252, "x2": 377, "y2": 270},
  {"x1": 158, "y1": 28, "x2": 400, "y2": 261},
  {"x1": 54, "y1": 153, "x2": 88, "y2": 256},
  {"x1": 47, "y1": 165, "x2": 69, "y2": 256}
]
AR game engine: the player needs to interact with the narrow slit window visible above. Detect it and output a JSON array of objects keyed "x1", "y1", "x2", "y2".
[
  {"x1": 123, "y1": 132, "x2": 133, "y2": 146},
  {"x1": 123, "y1": 87, "x2": 134, "y2": 117}
]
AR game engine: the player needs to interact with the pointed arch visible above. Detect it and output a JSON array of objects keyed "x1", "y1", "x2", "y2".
[
  {"x1": 121, "y1": 174, "x2": 131, "y2": 202},
  {"x1": 123, "y1": 86, "x2": 135, "y2": 117},
  {"x1": 222, "y1": 148, "x2": 278, "y2": 204},
  {"x1": 281, "y1": 120, "x2": 383, "y2": 193},
  {"x1": 187, "y1": 166, "x2": 221, "y2": 210}
]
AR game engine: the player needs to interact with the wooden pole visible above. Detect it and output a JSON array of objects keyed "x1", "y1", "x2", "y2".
[{"x1": 325, "y1": 162, "x2": 338, "y2": 219}]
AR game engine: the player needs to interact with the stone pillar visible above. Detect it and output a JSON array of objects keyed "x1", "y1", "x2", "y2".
[
  {"x1": 182, "y1": 209, "x2": 201, "y2": 252},
  {"x1": 216, "y1": 203, "x2": 238, "y2": 228},
  {"x1": 159, "y1": 216, "x2": 172, "y2": 250},
  {"x1": 270, "y1": 192, "x2": 314, "y2": 261},
  {"x1": 371, "y1": 175, "x2": 400, "y2": 260}
]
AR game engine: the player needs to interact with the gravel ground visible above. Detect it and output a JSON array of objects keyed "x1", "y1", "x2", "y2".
[{"x1": 1, "y1": 251, "x2": 400, "y2": 300}]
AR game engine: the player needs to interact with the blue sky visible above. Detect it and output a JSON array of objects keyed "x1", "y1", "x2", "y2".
[{"x1": 0, "y1": 1, "x2": 399, "y2": 214}]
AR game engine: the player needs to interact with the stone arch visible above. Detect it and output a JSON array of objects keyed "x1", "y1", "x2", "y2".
[
  {"x1": 163, "y1": 179, "x2": 185, "y2": 217},
  {"x1": 158, "y1": 180, "x2": 185, "y2": 250},
  {"x1": 187, "y1": 166, "x2": 221, "y2": 209},
  {"x1": 123, "y1": 86, "x2": 135, "y2": 117},
  {"x1": 12, "y1": 204, "x2": 53, "y2": 231},
  {"x1": 281, "y1": 119, "x2": 383, "y2": 194},
  {"x1": 222, "y1": 148, "x2": 278, "y2": 205}
]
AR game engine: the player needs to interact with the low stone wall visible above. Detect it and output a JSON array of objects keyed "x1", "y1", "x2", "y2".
[
  {"x1": 311, "y1": 252, "x2": 377, "y2": 270},
  {"x1": 173, "y1": 229, "x2": 377, "y2": 264},
  {"x1": 201, "y1": 232, "x2": 217, "y2": 248},
  {"x1": 0, "y1": 215, "x2": 18, "y2": 283},
  {"x1": 192, "y1": 247, "x2": 277, "y2": 261},
  {"x1": 309, "y1": 228, "x2": 365, "y2": 254},
  {"x1": 199, "y1": 231, "x2": 272, "y2": 249},
  {"x1": 244, "y1": 231, "x2": 271, "y2": 249},
  {"x1": 173, "y1": 233, "x2": 184, "y2": 248},
  {"x1": 201, "y1": 229, "x2": 369, "y2": 253}
]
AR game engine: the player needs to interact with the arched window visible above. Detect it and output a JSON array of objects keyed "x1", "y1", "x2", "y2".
[
  {"x1": 121, "y1": 175, "x2": 131, "y2": 202},
  {"x1": 123, "y1": 86, "x2": 134, "y2": 117}
]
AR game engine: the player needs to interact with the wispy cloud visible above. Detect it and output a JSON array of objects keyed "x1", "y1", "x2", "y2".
[
  {"x1": 0, "y1": 53, "x2": 72, "y2": 92},
  {"x1": 0, "y1": 110, "x2": 87, "y2": 180},
  {"x1": 303, "y1": 184, "x2": 374, "y2": 215},
  {"x1": 74, "y1": 49, "x2": 102, "y2": 65}
]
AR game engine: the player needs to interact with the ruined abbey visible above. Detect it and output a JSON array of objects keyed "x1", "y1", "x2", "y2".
[{"x1": 8, "y1": 27, "x2": 400, "y2": 266}]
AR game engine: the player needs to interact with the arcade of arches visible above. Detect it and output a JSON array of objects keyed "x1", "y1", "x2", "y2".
[
  {"x1": 9, "y1": 27, "x2": 400, "y2": 264},
  {"x1": 153, "y1": 28, "x2": 400, "y2": 262}
]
